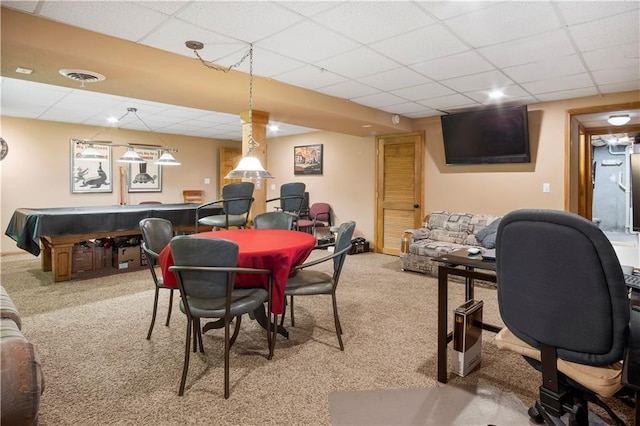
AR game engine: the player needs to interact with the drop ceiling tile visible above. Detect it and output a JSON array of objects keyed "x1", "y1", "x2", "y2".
[
  {"x1": 391, "y1": 82, "x2": 455, "y2": 102},
  {"x1": 230, "y1": 48, "x2": 305, "y2": 78},
  {"x1": 477, "y1": 29, "x2": 576, "y2": 69},
  {"x1": 445, "y1": 2, "x2": 561, "y2": 48},
  {"x1": 141, "y1": 18, "x2": 244, "y2": 62},
  {"x1": 133, "y1": 1, "x2": 187, "y2": 16},
  {"x1": 358, "y1": 67, "x2": 431, "y2": 91},
  {"x1": 272, "y1": 65, "x2": 347, "y2": 90},
  {"x1": 419, "y1": 93, "x2": 479, "y2": 110},
  {"x1": 370, "y1": 24, "x2": 469, "y2": 65},
  {"x1": 176, "y1": 1, "x2": 304, "y2": 44},
  {"x1": 441, "y1": 70, "x2": 515, "y2": 93},
  {"x1": 351, "y1": 92, "x2": 407, "y2": 109},
  {"x1": 39, "y1": 1, "x2": 170, "y2": 42},
  {"x1": 276, "y1": 1, "x2": 344, "y2": 18},
  {"x1": 593, "y1": 67, "x2": 640, "y2": 86},
  {"x1": 599, "y1": 81, "x2": 640, "y2": 94},
  {"x1": 555, "y1": 1, "x2": 639, "y2": 26},
  {"x1": 258, "y1": 20, "x2": 360, "y2": 63},
  {"x1": 503, "y1": 55, "x2": 587, "y2": 84},
  {"x1": 569, "y1": 11, "x2": 640, "y2": 53},
  {"x1": 312, "y1": 1, "x2": 434, "y2": 44},
  {"x1": 315, "y1": 80, "x2": 379, "y2": 99},
  {"x1": 316, "y1": 47, "x2": 399, "y2": 79},
  {"x1": 582, "y1": 42, "x2": 640, "y2": 72},
  {"x1": 1, "y1": 78, "x2": 71, "y2": 108},
  {"x1": 1, "y1": 1, "x2": 39, "y2": 13},
  {"x1": 417, "y1": 1, "x2": 499, "y2": 20},
  {"x1": 534, "y1": 87, "x2": 599, "y2": 102},
  {"x1": 410, "y1": 50, "x2": 495, "y2": 81},
  {"x1": 522, "y1": 73, "x2": 594, "y2": 94},
  {"x1": 378, "y1": 102, "x2": 432, "y2": 115}
]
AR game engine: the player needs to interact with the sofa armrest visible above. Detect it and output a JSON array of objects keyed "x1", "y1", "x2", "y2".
[{"x1": 401, "y1": 230, "x2": 415, "y2": 254}]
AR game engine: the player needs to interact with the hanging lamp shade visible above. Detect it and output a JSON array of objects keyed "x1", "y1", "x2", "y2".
[
  {"x1": 225, "y1": 152, "x2": 273, "y2": 179},
  {"x1": 154, "y1": 151, "x2": 181, "y2": 166},
  {"x1": 79, "y1": 145, "x2": 109, "y2": 161},
  {"x1": 117, "y1": 147, "x2": 145, "y2": 163}
]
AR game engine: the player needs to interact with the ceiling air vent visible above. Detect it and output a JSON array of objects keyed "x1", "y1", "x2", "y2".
[{"x1": 59, "y1": 69, "x2": 105, "y2": 83}]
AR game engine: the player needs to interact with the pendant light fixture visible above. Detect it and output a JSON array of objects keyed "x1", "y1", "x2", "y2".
[
  {"x1": 77, "y1": 107, "x2": 181, "y2": 165},
  {"x1": 186, "y1": 41, "x2": 273, "y2": 179}
]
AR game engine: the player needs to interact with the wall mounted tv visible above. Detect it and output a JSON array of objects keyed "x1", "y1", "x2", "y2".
[{"x1": 441, "y1": 105, "x2": 531, "y2": 165}]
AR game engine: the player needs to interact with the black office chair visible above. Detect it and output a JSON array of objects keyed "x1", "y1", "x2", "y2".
[
  {"x1": 169, "y1": 235, "x2": 277, "y2": 398},
  {"x1": 139, "y1": 218, "x2": 175, "y2": 340},
  {"x1": 494, "y1": 209, "x2": 637, "y2": 425},
  {"x1": 195, "y1": 182, "x2": 254, "y2": 232},
  {"x1": 266, "y1": 182, "x2": 306, "y2": 229},
  {"x1": 280, "y1": 221, "x2": 356, "y2": 350},
  {"x1": 253, "y1": 211, "x2": 295, "y2": 230}
]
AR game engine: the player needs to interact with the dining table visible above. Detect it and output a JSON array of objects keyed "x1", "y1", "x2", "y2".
[{"x1": 159, "y1": 229, "x2": 317, "y2": 335}]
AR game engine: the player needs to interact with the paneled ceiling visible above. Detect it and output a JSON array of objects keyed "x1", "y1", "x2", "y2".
[{"x1": 1, "y1": 1, "x2": 639, "y2": 140}]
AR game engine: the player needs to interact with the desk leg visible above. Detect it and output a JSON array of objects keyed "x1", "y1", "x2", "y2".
[
  {"x1": 465, "y1": 266, "x2": 475, "y2": 301},
  {"x1": 438, "y1": 266, "x2": 448, "y2": 383}
]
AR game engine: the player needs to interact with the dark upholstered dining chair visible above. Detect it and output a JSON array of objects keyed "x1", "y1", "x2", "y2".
[
  {"x1": 139, "y1": 218, "x2": 175, "y2": 340},
  {"x1": 494, "y1": 209, "x2": 638, "y2": 425},
  {"x1": 266, "y1": 182, "x2": 306, "y2": 229},
  {"x1": 253, "y1": 211, "x2": 294, "y2": 230},
  {"x1": 280, "y1": 221, "x2": 356, "y2": 350},
  {"x1": 169, "y1": 235, "x2": 277, "y2": 398},
  {"x1": 195, "y1": 182, "x2": 254, "y2": 232},
  {"x1": 297, "y1": 202, "x2": 331, "y2": 235}
]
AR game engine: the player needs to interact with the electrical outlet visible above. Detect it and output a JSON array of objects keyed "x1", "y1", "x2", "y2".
[
  {"x1": 204, "y1": 178, "x2": 210, "y2": 184},
  {"x1": 543, "y1": 183, "x2": 550, "y2": 193}
]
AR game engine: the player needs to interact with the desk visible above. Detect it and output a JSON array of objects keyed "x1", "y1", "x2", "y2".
[
  {"x1": 433, "y1": 250, "x2": 501, "y2": 383},
  {"x1": 159, "y1": 229, "x2": 316, "y2": 316},
  {"x1": 5, "y1": 204, "x2": 222, "y2": 282}
]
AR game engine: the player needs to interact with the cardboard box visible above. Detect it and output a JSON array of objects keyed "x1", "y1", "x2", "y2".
[
  {"x1": 112, "y1": 246, "x2": 141, "y2": 270},
  {"x1": 450, "y1": 299, "x2": 483, "y2": 377},
  {"x1": 72, "y1": 241, "x2": 95, "y2": 273}
]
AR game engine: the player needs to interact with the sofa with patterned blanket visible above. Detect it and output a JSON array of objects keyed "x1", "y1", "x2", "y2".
[{"x1": 400, "y1": 211, "x2": 502, "y2": 276}]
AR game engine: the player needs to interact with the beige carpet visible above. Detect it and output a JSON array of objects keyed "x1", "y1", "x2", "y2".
[{"x1": 1, "y1": 251, "x2": 633, "y2": 425}]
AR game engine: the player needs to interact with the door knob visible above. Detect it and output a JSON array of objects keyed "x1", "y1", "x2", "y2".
[{"x1": 413, "y1": 204, "x2": 420, "y2": 208}]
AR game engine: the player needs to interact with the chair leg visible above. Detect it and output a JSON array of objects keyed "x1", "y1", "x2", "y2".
[
  {"x1": 224, "y1": 316, "x2": 230, "y2": 399},
  {"x1": 179, "y1": 317, "x2": 192, "y2": 396},
  {"x1": 332, "y1": 293, "x2": 344, "y2": 351},
  {"x1": 279, "y1": 297, "x2": 288, "y2": 327},
  {"x1": 192, "y1": 318, "x2": 201, "y2": 353},
  {"x1": 165, "y1": 289, "x2": 174, "y2": 327},
  {"x1": 229, "y1": 316, "x2": 242, "y2": 347},
  {"x1": 268, "y1": 313, "x2": 278, "y2": 360},
  {"x1": 290, "y1": 296, "x2": 295, "y2": 327},
  {"x1": 146, "y1": 287, "x2": 160, "y2": 340}
]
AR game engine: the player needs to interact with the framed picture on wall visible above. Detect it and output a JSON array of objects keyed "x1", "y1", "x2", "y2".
[
  {"x1": 294, "y1": 144, "x2": 323, "y2": 175},
  {"x1": 70, "y1": 139, "x2": 113, "y2": 193},
  {"x1": 128, "y1": 147, "x2": 162, "y2": 192}
]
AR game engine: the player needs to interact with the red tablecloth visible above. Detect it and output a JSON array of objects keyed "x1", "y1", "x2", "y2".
[{"x1": 159, "y1": 229, "x2": 316, "y2": 314}]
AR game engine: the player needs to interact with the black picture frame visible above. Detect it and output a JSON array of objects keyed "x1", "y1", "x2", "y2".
[{"x1": 294, "y1": 144, "x2": 323, "y2": 175}]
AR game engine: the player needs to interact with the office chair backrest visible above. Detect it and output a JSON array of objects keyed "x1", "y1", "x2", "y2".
[
  {"x1": 139, "y1": 218, "x2": 174, "y2": 260},
  {"x1": 170, "y1": 236, "x2": 239, "y2": 299},
  {"x1": 279, "y1": 182, "x2": 306, "y2": 213},
  {"x1": 310, "y1": 203, "x2": 331, "y2": 223},
  {"x1": 222, "y1": 182, "x2": 254, "y2": 215},
  {"x1": 334, "y1": 221, "x2": 356, "y2": 272},
  {"x1": 253, "y1": 211, "x2": 294, "y2": 230},
  {"x1": 496, "y1": 209, "x2": 630, "y2": 366}
]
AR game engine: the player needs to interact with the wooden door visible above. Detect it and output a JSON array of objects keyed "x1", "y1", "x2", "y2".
[
  {"x1": 375, "y1": 132, "x2": 424, "y2": 255},
  {"x1": 219, "y1": 147, "x2": 242, "y2": 194}
]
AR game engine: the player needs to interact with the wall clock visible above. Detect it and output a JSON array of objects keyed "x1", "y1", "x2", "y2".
[{"x1": 0, "y1": 138, "x2": 7, "y2": 161}]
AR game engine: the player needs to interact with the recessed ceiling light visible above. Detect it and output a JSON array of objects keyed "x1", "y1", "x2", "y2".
[
  {"x1": 362, "y1": 124, "x2": 372, "y2": 128},
  {"x1": 607, "y1": 114, "x2": 631, "y2": 126},
  {"x1": 15, "y1": 67, "x2": 33, "y2": 75},
  {"x1": 489, "y1": 90, "x2": 504, "y2": 99},
  {"x1": 107, "y1": 117, "x2": 119, "y2": 124},
  {"x1": 268, "y1": 124, "x2": 279, "y2": 132}
]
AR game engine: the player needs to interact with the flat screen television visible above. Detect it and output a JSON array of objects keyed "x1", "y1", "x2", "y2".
[{"x1": 441, "y1": 105, "x2": 531, "y2": 165}]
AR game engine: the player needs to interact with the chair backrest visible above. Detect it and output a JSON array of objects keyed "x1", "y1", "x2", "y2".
[
  {"x1": 183, "y1": 190, "x2": 205, "y2": 204},
  {"x1": 496, "y1": 209, "x2": 630, "y2": 366},
  {"x1": 170, "y1": 236, "x2": 239, "y2": 300},
  {"x1": 333, "y1": 221, "x2": 356, "y2": 274},
  {"x1": 310, "y1": 202, "x2": 331, "y2": 223},
  {"x1": 221, "y1": 182, "x2": 254, "y2": 215},
  {"x1": 139, "y1": 218, "x2": 174, "y2": 261},
  {"x1": 253, "y1": 212, "x2": 294, "y2": 230},
  {"x1": 279, "y1": 182, "x2": 306, "y2": 214}
]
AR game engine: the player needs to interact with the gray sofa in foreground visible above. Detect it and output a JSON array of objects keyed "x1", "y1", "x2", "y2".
[{"x1": 1, "y1": 285, "x2": 44, "y2": 425}]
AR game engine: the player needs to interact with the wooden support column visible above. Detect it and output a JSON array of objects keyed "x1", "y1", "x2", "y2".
[{"x1": 240, "y1": 109, "x2": 269, "y2": 217}]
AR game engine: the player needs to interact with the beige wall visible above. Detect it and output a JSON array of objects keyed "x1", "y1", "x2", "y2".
[{"x1": 1, "y1": 89, "x2": 638, "y2": 255}]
